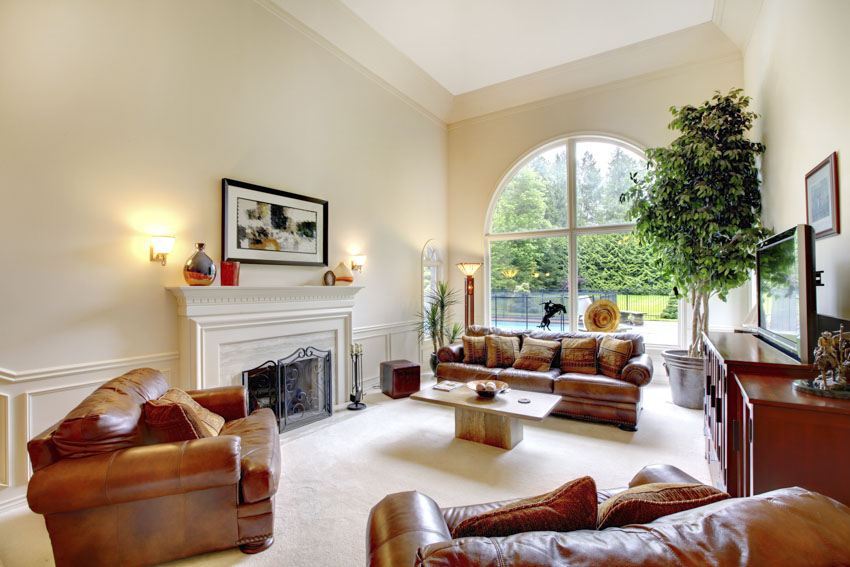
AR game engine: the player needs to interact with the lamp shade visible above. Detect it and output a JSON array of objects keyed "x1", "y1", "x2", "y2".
[
  {"x1": 456, "y1": 262, "x2": 482, "y2": 276},
  {"x1": 151, "y1": 236, "x2": 175, "y2": 254}
]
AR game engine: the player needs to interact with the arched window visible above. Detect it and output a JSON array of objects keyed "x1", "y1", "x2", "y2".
[
  {"x1": 486, "y1": 136, "x2": 678, "y2": 345},
  {"x1": 421, "y1": 239, "x2": 442, "y2": 313}
]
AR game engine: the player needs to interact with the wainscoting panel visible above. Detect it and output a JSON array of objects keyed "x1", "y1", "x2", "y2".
[
  {"x1": 0, "y1": 354, "x2": 179, "y2": 510},
  {"x1": 353, "y1": 321, "x2": 420, "y2": 390},
  {"x1": 0, "y1": 394, "x2": 7, "y2": 487},
  {"x1": 25, "y1": 380, "x2": 103, "y2": 445}
]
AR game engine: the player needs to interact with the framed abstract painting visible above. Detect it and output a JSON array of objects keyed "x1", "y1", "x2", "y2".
[
  {"x1": 805, "y1": 152, "x2": 840, "y2": 239},
  {"x1": 222, "y1": 178, "x2": 328, "y2": 266}
]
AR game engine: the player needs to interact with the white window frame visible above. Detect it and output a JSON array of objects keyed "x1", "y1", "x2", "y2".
[{"x1": 482, "y1": 133, "x2": 683, "y2": 348}]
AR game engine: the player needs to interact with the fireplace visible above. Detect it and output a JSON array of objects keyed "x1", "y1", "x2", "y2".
[
  {"x1": 242, "y1": 347, "x2": 332, "y2": 433},
  {"x1": 167, "y1": 285, "x2": 362, "y2": 405}
]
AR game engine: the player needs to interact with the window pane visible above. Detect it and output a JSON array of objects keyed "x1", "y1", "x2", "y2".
[
  {"x1": 576, "y1": 233, "x2": 677, "y2": 345},
  {"x1": 576, "y1": 142, "x2": 645, "y2": 227},
  {"x1": 491, "y1": 146, "x2": 567, "y2": 234},
  {"x1": 490, "y1": 237, "x2": 570, "y2": 331}
]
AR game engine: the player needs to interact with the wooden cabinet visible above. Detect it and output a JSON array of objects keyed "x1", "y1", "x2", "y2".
[
  {"x1": 737, "y1": 372, "x2": 850, "y2": 507},
  {"x1": 702, "y1": 332, "x2": 814, "y2": 496}
]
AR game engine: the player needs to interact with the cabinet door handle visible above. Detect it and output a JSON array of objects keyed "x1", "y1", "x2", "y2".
[
  {"x1": 749, "y1": 418, "x2": 753, "y2": 444},
  {"x1": 733, "y1": 419, "x2": 739, "y2": 452}
]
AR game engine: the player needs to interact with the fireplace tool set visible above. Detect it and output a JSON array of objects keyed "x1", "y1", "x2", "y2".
[{"x1": 348, "y1": 342, "x2": 366, "y2": 410}]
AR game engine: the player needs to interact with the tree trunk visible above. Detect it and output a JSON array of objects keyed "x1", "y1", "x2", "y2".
[{"x1": 688, "y1": 290, "x2": 710, "y2": 358}]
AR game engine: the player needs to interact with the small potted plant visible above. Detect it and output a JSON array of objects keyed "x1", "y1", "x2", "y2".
[
  {"x1": 620, "y1": 88, "x2": 769, "y2": 408},
  {"x1": 416, "y1": 281, "x2": 463, "y2": 373}
]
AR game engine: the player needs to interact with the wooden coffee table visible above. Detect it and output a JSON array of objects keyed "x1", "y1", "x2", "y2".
[{"x1": 410, "y1": 385, "x2": 561, "y2": 449}]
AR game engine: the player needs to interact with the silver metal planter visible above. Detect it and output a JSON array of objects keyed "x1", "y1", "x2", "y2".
[{"x1": 662, "y1": 349, "x2": 705, "y2": 409}]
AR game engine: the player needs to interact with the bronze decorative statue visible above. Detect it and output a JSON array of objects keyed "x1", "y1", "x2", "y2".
[
  {"x1": 539, "y1": 300, "x2": 567, "y2": 330},
  {"x1": 813, "y1": 326, "x2": 848, "y2": 390}
]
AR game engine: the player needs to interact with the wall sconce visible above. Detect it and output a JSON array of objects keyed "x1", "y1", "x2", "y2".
[
  {"x1": 150, "y1": 236, "x2": 175, "y2": 266},
  {"x1": 501, "y1": 268, "x2": 519, "y2": 278},
  {"x1": 456, "y1": 262, "x2": 482, "y2": 330},
  {"x1": 350, "y1": 255, "x2": 367, "y2": 273}
]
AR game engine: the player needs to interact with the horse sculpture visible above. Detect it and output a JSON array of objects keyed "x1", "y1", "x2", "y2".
[{"x1": 539, "y1": 300, "x2": 567, "y2": 330}]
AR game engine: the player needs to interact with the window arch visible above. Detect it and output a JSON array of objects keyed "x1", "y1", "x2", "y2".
[
  {"x1": 421, "y1": 239, "x2": 442, "y2": 313},
  {"x1": 485, "y1": 135, "x2": 678, "y2": 345}
]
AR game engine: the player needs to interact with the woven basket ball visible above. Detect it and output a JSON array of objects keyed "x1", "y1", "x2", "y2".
[{"x1": 585, "y1": 299, "x2": 620, "y2": 332}]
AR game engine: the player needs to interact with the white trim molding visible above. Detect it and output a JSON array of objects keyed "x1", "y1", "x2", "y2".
[{"x1": 0, "y1": 352, "x2": 178, "y2": 384}]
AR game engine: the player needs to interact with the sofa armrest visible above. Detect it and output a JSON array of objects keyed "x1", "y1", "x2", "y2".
[
  {"x1": 629, "y1": 464, "x2": 702, "y2": 488},
  {"x1": 620, "y1": 353, "x2": 653, "y2": 387},
  {"x1": 28, "y1": 435, "x2": 241, "y2": 515},
  {"x1": 367, "y1": 491, "x2": 452, "y2": 567},
  {"x1": 187, "y1": 385, "x2": 248, "y2": 421},
  {"x1": 437, "y1": 344, "x2": 463, "y2": 363}
]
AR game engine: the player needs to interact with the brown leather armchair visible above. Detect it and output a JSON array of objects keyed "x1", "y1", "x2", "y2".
[{"x1": 27, "y1": 368, "x2": 281, "y2": 567}]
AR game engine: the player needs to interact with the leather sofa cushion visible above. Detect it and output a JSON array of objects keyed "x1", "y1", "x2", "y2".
[
  {"x1": 52, "y1": 368, "x2": 169, "y2": 459},
  {"x1": 462, "y1": 335, "x2": 486, "y2": 364},
  {"x1": 560, "y1": 337, "x2": 598, "y2": 374},
  {"x1": 220, "y1": 408, "x2": 281, "y2": 504},
  {"x1": 437, "y1": 363, "x2": 505, "y2": 382},
  {"x1": 498, "y1": 368, "x2": 558, "y2": 393},
  {"x1": 452, "y1": 476, "x2": 597, "y2": 538},
  {"x1": 554, "y1": 373, "x2": 640, "y2": 403},
  {"x1": 513, "y1": 337, "x2": 560, "y2": 371},
  {"x1": 598, "y1": 482, "x2": 729, "y2": 529},
  {"x1": 598, "y1": 336, "x2": 633, "y2": 378},
  {"x1": 145, "y1": 389, "x2": 225, "y2": 443},
  {"x1": 485, "y1": 335, "x2": 521, "y2": 368}
]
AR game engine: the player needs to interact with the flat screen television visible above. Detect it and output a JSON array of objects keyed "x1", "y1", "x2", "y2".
[{"x1": 755, "y1": 224, "x2": 817, "y2": 363}]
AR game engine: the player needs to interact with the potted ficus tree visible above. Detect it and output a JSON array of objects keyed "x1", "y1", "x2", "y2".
[
  {"x1": 620, "y1": 88, "x2": 769, "y2": 408},
  {"x1": 416, "y1": 281, "x2": 463, "y2": 373}
]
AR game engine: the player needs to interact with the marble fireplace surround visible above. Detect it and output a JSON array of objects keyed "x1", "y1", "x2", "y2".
[{"x1": 168, "y1": 286, "x2": 362, "y2": 406}]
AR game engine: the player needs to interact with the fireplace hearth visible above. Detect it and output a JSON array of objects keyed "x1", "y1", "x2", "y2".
[{"x1": 242, "y1": 347, "x2": 332, "y2": 433}]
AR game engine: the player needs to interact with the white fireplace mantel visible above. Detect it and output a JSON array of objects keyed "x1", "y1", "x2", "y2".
[{"x1": 168, "y1": 286, "x2": 363, "y2": 404}]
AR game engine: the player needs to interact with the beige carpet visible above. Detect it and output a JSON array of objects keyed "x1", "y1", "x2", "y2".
[{"x1": 0, "y1": 374, "x2": 707, "y2": 567}]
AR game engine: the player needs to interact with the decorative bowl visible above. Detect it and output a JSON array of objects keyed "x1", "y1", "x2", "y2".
[{"x1": 466, "y1": 379, "x2": 510, "y2": 399}]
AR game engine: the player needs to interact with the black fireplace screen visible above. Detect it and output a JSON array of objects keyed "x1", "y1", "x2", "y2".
[{"x1": 241, "y1": 347, "x2": 332, "y2": 433}]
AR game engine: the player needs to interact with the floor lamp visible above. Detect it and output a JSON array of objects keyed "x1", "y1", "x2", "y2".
[{"x1": 456, "y1": 262, "x2": 482, "y2": 330}]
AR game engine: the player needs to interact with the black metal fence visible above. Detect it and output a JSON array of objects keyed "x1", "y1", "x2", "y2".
[{"x1": 490, "y1": 289, "x2": 675, "y2": 331}]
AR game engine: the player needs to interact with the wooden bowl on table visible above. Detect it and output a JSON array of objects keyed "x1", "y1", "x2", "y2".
[{"x1": 466, "y1": 379, "x2": 510, "y2": 399}]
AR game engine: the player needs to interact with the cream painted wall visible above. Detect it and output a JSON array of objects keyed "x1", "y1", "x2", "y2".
[
  {"x1": 446, "y1": 57, "x2": 747, "y2": 339},
  {"x1": 0, "y1": 0, "x2": 445, "y2": 506},
  {"x1": 744, "y1": 0, "x2": 850, "y2": 319}
]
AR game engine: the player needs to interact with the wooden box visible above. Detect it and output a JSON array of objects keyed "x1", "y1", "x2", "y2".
[{"x1": 380, "y1": 360, "x2": 420, "y2": 399}]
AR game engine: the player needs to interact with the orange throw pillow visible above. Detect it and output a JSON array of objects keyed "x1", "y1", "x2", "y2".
[
  {"x1": 485, "y1": 335, "x2": 521, "y2": 368},
  {"x1": 560, "y1": 337, "x2": 598, "y2": 374},
  {"x1": 145, "y1": 388, "x2": 225, "y2": 443},
  {"x1": 597, "y1": 483, "x2": 729, "y2": 529},
  {"x1": 513, "y1": 337, "x2": 560, "y2": 372},
  {"x1": 598, "y1": 336, "x2": 633, "y2": 378},
  {"x1": 451, "y1": 476, "x2": 597, "y2": 538},
  {"x1": 462, "y1": 335, "x2": 487, "y2": 364}
]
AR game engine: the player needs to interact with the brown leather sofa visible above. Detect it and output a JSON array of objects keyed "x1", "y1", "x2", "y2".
[
  {"x1": 366, "y1": 464, "x2": 850, "y2": 566},
  {"x1": 437, "y1": 325, "x2": 653, "y2": 430},
  {"x1": 27, "y1": 368, "x2": 281, "y2": 567}
]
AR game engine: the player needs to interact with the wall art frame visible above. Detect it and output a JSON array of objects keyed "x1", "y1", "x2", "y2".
[
  {"x1": 805, "y1": 152, "x2": 840, "y2": 239},
  {"x1": 222, "y1": 178, "x2": 328, "y2": 266}
]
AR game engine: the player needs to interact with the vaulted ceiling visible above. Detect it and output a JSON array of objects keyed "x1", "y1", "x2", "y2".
[{"x1": 267, "y1": 0, "x2": 764, "y2": 122}]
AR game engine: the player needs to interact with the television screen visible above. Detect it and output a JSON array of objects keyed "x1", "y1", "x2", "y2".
[
  {"x1": 758, "y1": 233, "x2": 800, "y2": 347},
  {"x1": 756, "y1": 224, "x2": 817, "y2": 363}
]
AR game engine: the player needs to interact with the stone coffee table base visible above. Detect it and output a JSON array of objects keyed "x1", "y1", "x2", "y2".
[{"x1": 411, "y1": 387, "x2": 562, "y2": 450}]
